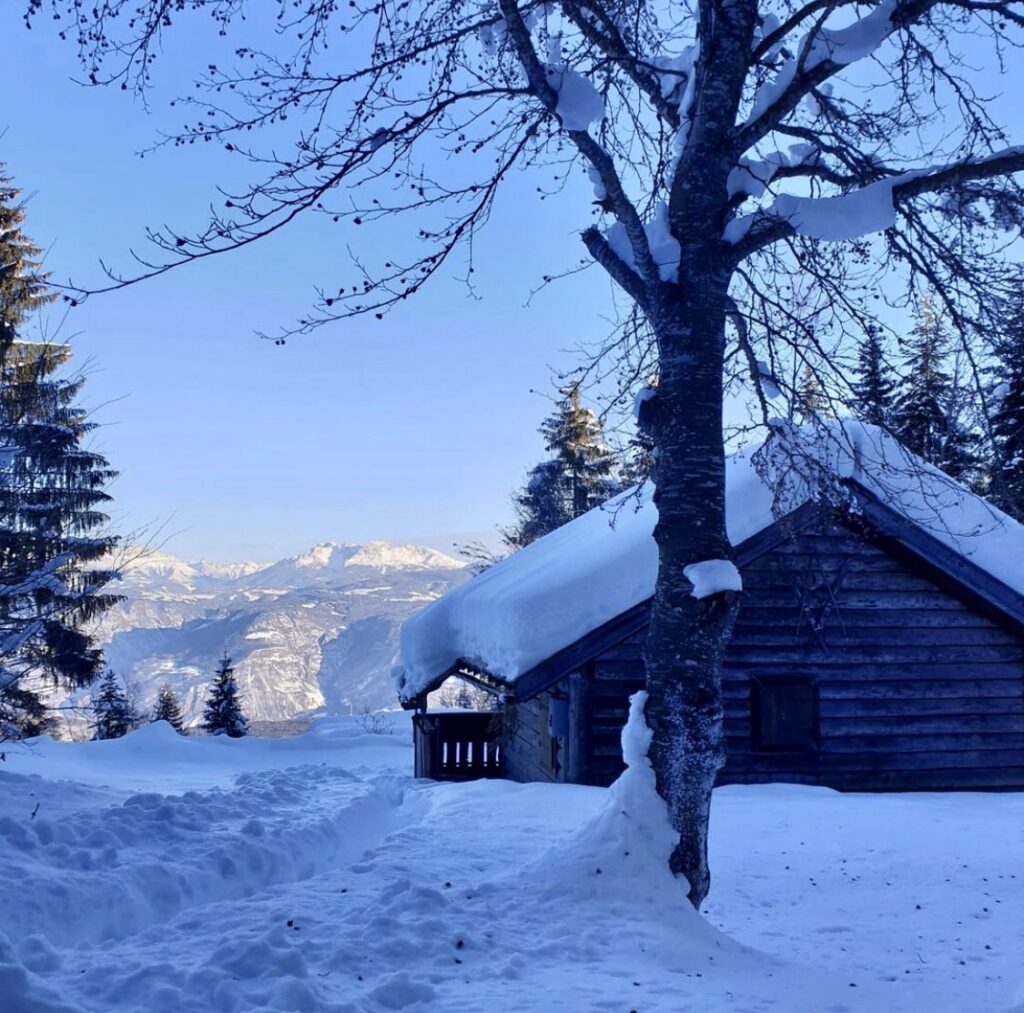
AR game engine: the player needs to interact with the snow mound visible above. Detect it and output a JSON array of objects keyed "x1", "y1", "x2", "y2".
[
  {"x1": 396, "y1": 421, "x2": 1024, "y2": 700},
  {"x1": 564, "y1": 691, "x2": 684, "y2": 888}
]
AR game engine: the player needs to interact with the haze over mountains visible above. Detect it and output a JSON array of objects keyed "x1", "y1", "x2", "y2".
[{"x1": 76, "y1": 541, "x2": 470, "y2": 732}]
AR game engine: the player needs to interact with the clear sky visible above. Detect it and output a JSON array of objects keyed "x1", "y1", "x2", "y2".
[
  {"x1": 5, "y1": 9, "x2": 1023, "y2": 561},
  {"x1": 3, "y1": 7, "x2": 620, "y2": 561}
]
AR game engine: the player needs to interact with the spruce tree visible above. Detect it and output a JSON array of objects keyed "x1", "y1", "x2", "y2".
[
  {"x1": 91, "y1": 670, "x2": 138, "y2": 740},
  {"x1": 504, "y1": 459, "x2": 572, "y2": 550},
  {"x1": 0, "y1": 343, "x2": 121, "y2": 682},
  {"x1": 202, "y1": 654, "x2": 248, "y2": 737},
  {"x1": 894, "y1": 296, "x2": 981, "y2": 483},
  {"x1": 0, "y1": 168, "x2": 121, "y2": 736},
  {"x1": 0, "y1": 166, "x2": 56, "y2": 355},
  {"x1": 988, "y1": 281, "x2": 1024, "y2": 520},
  {"x1": 895, "y1": 297, "x2": 952, "y2": 460},
  {"x1": 540, "y1": 382, "x2": 617, "y2": 515},
  {"x1": 851, "y1": 327, "x2": 898, "y2": 429},
  {"x1": 152, "y1": 683, "x2": 186, "y2": 732},
  {"x1": 504, "y1": 384, "x2": 617, "y2": 549}
]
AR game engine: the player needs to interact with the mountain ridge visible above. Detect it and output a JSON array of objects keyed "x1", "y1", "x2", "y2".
[{"x1": 57, "y1": 539, "x2": 471, "y2": 736}]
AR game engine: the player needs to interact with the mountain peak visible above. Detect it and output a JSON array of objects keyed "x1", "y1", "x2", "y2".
[
  {"x1": 344, "y1": 541, "x2": 465, "y2": 572},
  {"x1": 292, "y1": 542, "x2": 351, "y2": 568},
  {"x1": 288, "y1": 540, "x2": 464, "y2": 573}
]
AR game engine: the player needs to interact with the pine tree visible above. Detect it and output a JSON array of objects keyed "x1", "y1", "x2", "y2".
[
  {"x1": 851, "y1": 327, "x2": 898, "y2": 429},
  {"x1": 987, "y1": 281, "x2": 1024, "y2": 520},
  {"x1": 91, "y1": 670, "x2": 138, "y2": 740},
  {"x1": 504, "y1": 459, "x2": 572, "y2": 550},
  {"x1": 895, "y1": 297, "x2": 952, "y2": 460},
  {"x1": 152, "y1": 683, "x2": 185, "y2": 732},
  {"x1": 793, "y1": 364, "x2": 832, "y2": 421},
  {"x1": 202, "y1": 654, "x2": 248, "y2": 737},
  {"x1": 504, "y1": 384, "x2": 617, "y2": 549},
  {"x1": 0, "y1": 169, "x2": 121, "y2": 737},
  {"x1": 894, "y1": 296, "x2": 981, "y2": 483}
]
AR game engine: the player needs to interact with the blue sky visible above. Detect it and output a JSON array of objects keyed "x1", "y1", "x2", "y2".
[
  {"x1": 2, "y1": 7, "x2": 620, "y2": 561},
  {"x1": 5, "y1": 9, "x2": 1023, "y2": 561}
]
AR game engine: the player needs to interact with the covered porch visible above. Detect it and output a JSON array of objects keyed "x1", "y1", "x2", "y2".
[{"x1": 412, "y1": 710, "x2": 504, "y2": 781}]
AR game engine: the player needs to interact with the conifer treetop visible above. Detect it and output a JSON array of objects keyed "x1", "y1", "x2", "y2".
[{"x1": 0, "y1": 167, "x2": 56, "y2": 353}]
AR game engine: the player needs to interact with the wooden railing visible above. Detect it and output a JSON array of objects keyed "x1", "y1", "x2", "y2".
[{"x1": 413, "y1": 711, "x2": 503, "y2": 781}]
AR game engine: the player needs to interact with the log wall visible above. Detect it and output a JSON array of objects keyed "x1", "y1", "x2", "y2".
[
  {"x1": 529, "y1": 517, "x2": 1024, "y2": 791},
  {"x1": 502, "y1": 682, "x2": 570, "y2": 784}
]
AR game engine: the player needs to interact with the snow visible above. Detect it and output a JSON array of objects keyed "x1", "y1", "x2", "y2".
[
  {"x1": 756, "y1": 358, "x2": 783, "y2": 399},
  {"x1": 396, "y1": 421, "x2": 1024, "y2": 697},
  {"x1": 632, "y1": 384, "x2": 656, "y2": 420},
  {"x1": 805, "y1": 0, "x2": 900, "y2": 69},
  {"x1": 543, "y1": 41, "x2": 604, "y2": 132},
  {"x1": 684, "y1": 559, "x2": 743, "y2": 599},
  {"x1": 592, "y1": 690, "x2": 680, "y2": 881},
  {"x1": 604, "y1": 202, "x2": 681, "y2": 282},
  {"x1": 771, "y1": 177, "x2": 903, "y2": 241},
  {"x1": 747, "y1": 1, "x2": 898, "y2": 124},
  {"x1": 290, "y1": 541, "x2": 464, "y2": 574},
  {"x1": 1, "y1": 717, "x2": 1021, "y2": 1011},
  {"x1": 727, "y1": 144, "x2": 818, "y2": 201},
  {"x1": 725, "y1": 174, "x2": 917, "y2": 245},
  {"x1": 651, "y1": 47, "x2": 696, "y2": 101}
]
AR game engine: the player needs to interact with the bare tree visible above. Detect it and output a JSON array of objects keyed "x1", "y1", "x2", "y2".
[{"x1": 31, "y1": 0, "x2": 1024, "y2": 906}]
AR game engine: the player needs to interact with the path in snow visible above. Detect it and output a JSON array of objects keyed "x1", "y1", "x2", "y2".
[{"x1": 1, "y1": 717, "x2": 1021, "y2": 1012}]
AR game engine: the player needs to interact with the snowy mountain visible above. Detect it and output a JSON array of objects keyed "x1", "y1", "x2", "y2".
[{"x1": 69, "y1": 541, "x2": 469, "y2": 733}]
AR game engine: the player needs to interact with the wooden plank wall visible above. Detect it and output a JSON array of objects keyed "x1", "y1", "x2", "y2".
[
  {"x1": 583, "y1": 518, "x2": 1024, "y2": 790},
  {"x1": 503, "y1": 684, "x2": 568, "y2": 784}
]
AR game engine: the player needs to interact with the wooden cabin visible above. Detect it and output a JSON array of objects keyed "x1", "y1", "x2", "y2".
[{"x1": 397, "y1": 427, "x2": 1024, "y2": 791}]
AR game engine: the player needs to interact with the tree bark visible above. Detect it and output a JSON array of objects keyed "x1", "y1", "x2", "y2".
[
  {"x1": 640, "y1": 0, "x2": 757, "y2": 911},
  {"x1": 644, "y1": 279, "x2": 740, "y2": 910}
]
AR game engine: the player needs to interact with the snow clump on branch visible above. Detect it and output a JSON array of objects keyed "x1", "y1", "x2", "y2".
[
  {"x1": 543, "y1": 36, "x2": 605, "y2": 132},
  {"x1": 606, "y1": 203, "x2": 681, "y2": 282},
  {"x1": 683, "y1": 560, "x2": 743, "y2": 599}
]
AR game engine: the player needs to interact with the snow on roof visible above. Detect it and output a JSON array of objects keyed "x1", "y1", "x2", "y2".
[{"x1": 394, "y1": 422, "x2": 1024, "y2": 701}]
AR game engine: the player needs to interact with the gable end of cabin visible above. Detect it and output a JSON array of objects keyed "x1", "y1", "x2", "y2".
[{"x1": 502, "y1": 509, "x2": 1024, "y2": 792}]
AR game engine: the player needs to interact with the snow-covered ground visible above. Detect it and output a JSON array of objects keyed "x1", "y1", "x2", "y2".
[{"x1": 1, "y1": 715, "x2": 1021, "y2": 1012}]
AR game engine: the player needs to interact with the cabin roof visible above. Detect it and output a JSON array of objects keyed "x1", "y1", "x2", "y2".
[{"x1": 394, "y1": 422, "x2": 1024, "y2": 705}]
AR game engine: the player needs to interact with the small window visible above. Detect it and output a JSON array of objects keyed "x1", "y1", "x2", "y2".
[{"x1": 752, "y1": 676, "x2": 819, "y2": 752}]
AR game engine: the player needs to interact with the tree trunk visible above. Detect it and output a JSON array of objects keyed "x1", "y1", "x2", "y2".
[{"x1": 643, "y1": 282, "x2": 740, "y2": 910}]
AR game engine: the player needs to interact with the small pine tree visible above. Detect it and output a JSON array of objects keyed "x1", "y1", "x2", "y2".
[
  {"x1": 202, "y1": 654, "x2": 248, "y2": 737},
  {"x1": 91, "y1": 671, "x2": 138, "y2": 741},
  {"x1": 988, "y1": 281, "x2": 1024, "y2": 520},
  {"x1": 851, "y1": 327, "x2": 898, "y2": 429},
  {"x1": 152, "y1": 683, "x2": 185, "y2": 732},
  {"x1": 504, "y1": 383, "x2": 617, "y2": 549}
]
